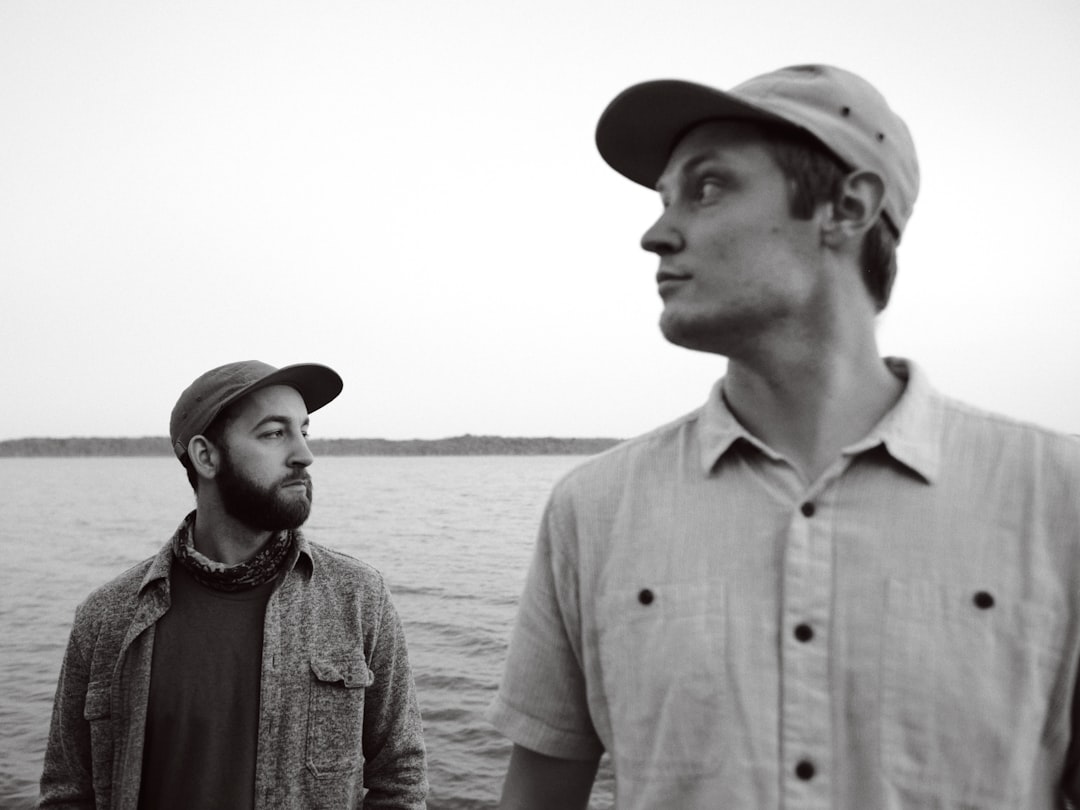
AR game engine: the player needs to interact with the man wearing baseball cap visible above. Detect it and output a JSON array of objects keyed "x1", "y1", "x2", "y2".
[
  {"x1": 490, "y1": 65, "x2": 1080, "y2": 808},
  {"x1": 40, "y1": 361, "x2": 428, "y2": 809}
]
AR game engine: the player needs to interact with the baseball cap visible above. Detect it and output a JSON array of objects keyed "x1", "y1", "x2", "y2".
[
  {"x1": 595, "y1": 64, "x2": 919, "y2": 238},
  {"x1": 169, "y1": 360, "x2": 343, "y2": 461}
]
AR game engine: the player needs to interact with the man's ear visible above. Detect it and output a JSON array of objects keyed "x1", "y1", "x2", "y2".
[
  {"x1": 187, "y1": 435, "x2": 220, "y2": 481},
  {"x1": 821, "y1": 170, "x2": 886, "y2": 247}
]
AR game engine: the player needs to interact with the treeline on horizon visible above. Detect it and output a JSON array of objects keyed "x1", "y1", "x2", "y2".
[{"x1": 0, "y1": 435, "x2": 623, "y2": 458}]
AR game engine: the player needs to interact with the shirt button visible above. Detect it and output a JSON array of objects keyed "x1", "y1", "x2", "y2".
[
  {"x1": 795, "y1": 760, "x2": 816, "y2": 780},
  {"x1": 638, "y1": 588, "x2": 654, "y2": 605},
  {"x1": 800, "y1": 502, "x2": 815, "y2": 517},
  {"x1": 794, "y1": 623, "x2": 814, "y2": 642},
  {"x1": 973, "y1": 591, "x2": 995, "y2": 609}
]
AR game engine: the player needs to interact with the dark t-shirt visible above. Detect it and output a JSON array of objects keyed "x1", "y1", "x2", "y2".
[{"x1": 138, "y1": 563, "x2": 275, "y2": 810}]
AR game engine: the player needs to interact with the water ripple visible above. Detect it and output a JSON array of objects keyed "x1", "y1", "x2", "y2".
[{"x1": 0, "y1": 456, "x2": 615, "y2": 809}]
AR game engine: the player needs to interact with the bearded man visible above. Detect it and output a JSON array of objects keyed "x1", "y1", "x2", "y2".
[{"x1": 39, "y1": 360, "x2": 427, "y2": 809}]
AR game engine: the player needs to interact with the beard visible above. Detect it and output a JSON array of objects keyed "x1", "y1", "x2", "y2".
[{"x1": 216, "y1": 450, "x2": 313, "y2": 531}]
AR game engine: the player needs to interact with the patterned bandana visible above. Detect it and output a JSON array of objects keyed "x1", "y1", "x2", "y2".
[{"x1": 172, "y1": 511, "x2": 295, "y2": 592}]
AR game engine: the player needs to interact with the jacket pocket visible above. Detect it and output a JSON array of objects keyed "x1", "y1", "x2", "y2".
[
  {"x1": 597, "y1": 579, "x2": 728, "y2": 778},
  {"x1": 306, "y1": 652, "x2": 373, "y2": 777},
  {"x1": 83, "y1": 681, "x2": 113, "y2": 800},
  {"x1": 880, "y1": 578, "x2": 1064, "y2": 806}
]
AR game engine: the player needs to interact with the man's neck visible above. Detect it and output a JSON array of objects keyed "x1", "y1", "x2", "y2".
[
  {"x1": 191, "y1": 503, "x2": 275, "y2": 566},
  {"x1": 723, "y1": 341, "x2": 903, "y2": 484}
]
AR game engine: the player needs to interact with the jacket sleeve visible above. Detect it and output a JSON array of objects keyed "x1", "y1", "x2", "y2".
[
  {"x1": 38, "y1": 614, "x2": 96, "y2": 808},
  {"x1": 359, "y1": 585, "x2": 428, "y2": 809}
]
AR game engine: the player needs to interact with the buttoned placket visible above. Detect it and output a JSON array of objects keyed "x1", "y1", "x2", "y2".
[
  {"x1": 255, "y1": 573, "x2": 287, "y2": 809},
  {"x1": 779, "y1": 465, "x2": 845, "y2": 810}
]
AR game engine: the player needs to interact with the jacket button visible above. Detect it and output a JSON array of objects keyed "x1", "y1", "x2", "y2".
[
  {"x1": 638, "y1": 588, "x2": 654, "y2": 605},
  {"x1": 794, "y1": 623, "x2": 814, "y2": 642},
  {"x1": 973, "y1": 591, "x2": 995, "y2": 609},
  {"x1": 800, "y1": 502, "x2": 815, "y2": 517}
]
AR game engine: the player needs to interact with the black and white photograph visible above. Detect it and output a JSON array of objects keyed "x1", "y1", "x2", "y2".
[{"x1": 1, "y1": 0, "x2": 1078, "y2": 807}]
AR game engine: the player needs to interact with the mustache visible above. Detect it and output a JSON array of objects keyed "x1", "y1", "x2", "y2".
[{"x1": 280, "y1": 472, "x2": 313, "y2": 487}]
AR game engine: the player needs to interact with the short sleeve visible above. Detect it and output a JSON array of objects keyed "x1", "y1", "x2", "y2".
[
  {"x1": 1061, "y1": 654, "x2": 1080, "y2": 806},
  {"x1": 487, "y1": 492, "x2": 604, "y2": 760}
]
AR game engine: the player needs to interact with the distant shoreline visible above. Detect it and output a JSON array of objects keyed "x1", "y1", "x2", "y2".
[{"x1": 0, "y1": 435, "x2": 622, "y2": 457}]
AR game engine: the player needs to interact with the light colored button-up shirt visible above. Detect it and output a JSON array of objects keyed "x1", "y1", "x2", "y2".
[
  {"x1": 39, "y1": 517, "x2": 428, "y2": 810},
  {"x1": 489, "y1": 359, "x2": 1080, "y2": 809}
]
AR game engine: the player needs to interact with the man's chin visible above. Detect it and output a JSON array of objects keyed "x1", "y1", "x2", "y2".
[
  {"x1": 227, "y1": 496, "x2": 312, "y2": 533},
  {"x1": 277, "y1": 512, "x2": 310, "y2": 531},
  {"x1": 250, "y1": 507, "x2": 310, "y2": 533},
  {"x1": 272, "y1": 493, "x2": 312, "y2": 530},
  {"x1": 659, "y1": 313, "x2": 729, "y2": 355}
]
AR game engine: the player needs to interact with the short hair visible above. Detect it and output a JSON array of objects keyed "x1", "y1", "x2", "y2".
[
  {"x1": 755, "y1": 123, "x2": 899, "y2": 312},
  {"x1": 181, "y1": 404, "x2": 236, "y2": 492}
]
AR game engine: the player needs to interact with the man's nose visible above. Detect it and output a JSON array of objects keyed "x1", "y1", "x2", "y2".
[
  {"x1": 640, "y1": 211, "x2": 684, "y2": 255},
  {"x1": 290, "y1": 435, "x2": 314, "y2": 467}
]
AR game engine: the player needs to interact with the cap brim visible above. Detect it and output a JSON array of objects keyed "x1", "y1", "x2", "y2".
[
  {"x1": 223, "y1": 363, "x2": 343, "y2": 418},
  {"x1": 595, "y1": 79, "x2": 793, "y2": 188}
]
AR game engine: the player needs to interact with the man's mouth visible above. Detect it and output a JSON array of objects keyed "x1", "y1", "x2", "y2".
[{"x1": 657, "y1": 268, "x2": 691, "y2": 290}]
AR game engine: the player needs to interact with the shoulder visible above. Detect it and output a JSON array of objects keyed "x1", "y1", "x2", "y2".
[
  {"x1": 554, "y1": 408, "x2": 703, "y2": 496},
  {"x1": 303, "y1": 540, "x2": 388, "y2": 591},
  {"x1": 297, "y1": 541, "x2": 404, "y2": 639},
  {"x1": 77, "y1": 557, "x2": 155, "y2": 614},
  {"x1": 940, "y1": 394, "x2": 1080, "y2": 463},
  {"x1": 537, "y1": 408, "x2": 704, "y2": 549},
  {"x1": 931, "y1": 394, "x2": 1080, "y2": 502},
  {"x1": 70, "y1": 555, "x2": 157, "y2": 636}
]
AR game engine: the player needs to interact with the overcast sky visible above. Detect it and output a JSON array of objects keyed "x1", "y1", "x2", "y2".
[{"x1": 1, "y1": 0, "x2": 1077, "y2": 441}]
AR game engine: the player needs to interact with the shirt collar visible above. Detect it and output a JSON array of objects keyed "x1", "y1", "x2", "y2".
[
  {"x1": 854, "y1": 357, "x2": 943, "y2": 484},
  {"x1": 697, "y1": 378, "x2": 782, "y2": 474},
  {"x1": 696, "y1": 357, "x2": 944, "y2": 484}
]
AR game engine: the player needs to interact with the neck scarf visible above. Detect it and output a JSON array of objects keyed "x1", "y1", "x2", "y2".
[{"x1": 172, "y1": 511, "x2": 294, "y2": 592}]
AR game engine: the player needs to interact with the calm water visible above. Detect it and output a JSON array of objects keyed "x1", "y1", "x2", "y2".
[{"x1": 0, "y1": 456, "x2": 615, "y2": 809}]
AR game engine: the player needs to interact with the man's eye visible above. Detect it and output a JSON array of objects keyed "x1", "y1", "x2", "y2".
[
  {"x1": 696, "y1": 178, "x2": 724, "y2": 202},
  {"x1": 262, "y1": 429, "x2": 284, "y2": 439}
]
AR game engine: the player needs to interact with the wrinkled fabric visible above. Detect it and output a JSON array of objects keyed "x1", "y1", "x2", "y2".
[
  {"x1": 39, "y1": 518, "x2": 428, "y2": 810},
  {"x1": 490, "y1": 359, "x2": 1080, "y2": 809}
]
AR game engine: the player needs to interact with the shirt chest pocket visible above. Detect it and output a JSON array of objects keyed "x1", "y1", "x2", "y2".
[
  {"x1": 880, "y1": 578, "x2": 1066, "y2": 806},
  {"x1": 597, "y1": 580, "x2": 728, "y2": 778},
  {"x1": 306, "y1": 652, "x2": 374, "y2": 777}
]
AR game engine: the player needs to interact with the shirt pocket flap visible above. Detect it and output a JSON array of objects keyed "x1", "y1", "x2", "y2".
[
  {"x1": 310, "y1": 654, "x2": 374, "y2": 688},
  {"x1": 83, "y1": 682, "x2": 111, "y2": 721}
]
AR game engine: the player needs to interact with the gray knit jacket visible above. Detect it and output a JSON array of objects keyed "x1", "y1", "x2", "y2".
[{"x1": 38, "y1": 517, "x2": 428, "y2": 809}]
